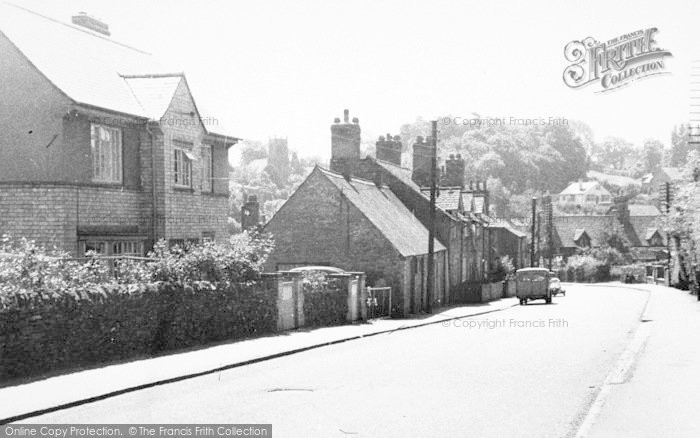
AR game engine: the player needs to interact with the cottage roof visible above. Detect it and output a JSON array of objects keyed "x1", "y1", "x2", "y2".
[
  {"x1": 318, "y1": 168, "x2": 446, "y2": 257},
  {"x1": 552, "y1": 215, "x2": 615, "y2": 248},
  {"x1": 628, "y1": 204, "x2": 661, "y2": 216},
  {"x1": 420, "y1": 188, "x2": 462, "y2": 211}
]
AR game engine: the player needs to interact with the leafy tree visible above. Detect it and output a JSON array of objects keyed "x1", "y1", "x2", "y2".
[
  {"x1": 641, "y1": 139, "x2": 664, "y2": 174},
  {"x1": 669, "y1": 124, "x2": 691, "y2": 167},
  {"x1": 240, "y1": 140, "x2": 267, "y2": 165},
  {"x1": 598, "y1": 137, "x2": 634, "y2": 170}
]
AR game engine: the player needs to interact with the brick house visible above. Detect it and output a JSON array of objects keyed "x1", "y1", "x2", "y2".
[
  {"x1": 264, "y1": 166, "x2": 447, "y2": 316},
  {"x1": 0, "y1": 4, "x2": 237, "y2": 256}
]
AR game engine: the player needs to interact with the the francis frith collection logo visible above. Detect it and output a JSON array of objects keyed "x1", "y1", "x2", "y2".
[{"x1": 563, "y1": 28, "x2": 672, "y2": 92}]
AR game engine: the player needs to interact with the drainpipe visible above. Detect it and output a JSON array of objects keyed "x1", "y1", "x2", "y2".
[{"x1": 146, "y1": 122, "x2": 158, "y2": 249}]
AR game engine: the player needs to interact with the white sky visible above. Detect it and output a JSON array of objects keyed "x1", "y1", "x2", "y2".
[{"x1": 14, "y1": 0, "x2": 700, "y2": 162}]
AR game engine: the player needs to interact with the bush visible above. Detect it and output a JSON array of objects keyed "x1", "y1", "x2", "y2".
[
  {"x1": 147, "y1": 231, "x2": 274, "y2": 283},
  {"x1": 303, "y1": 285, "x2": 348, "y2": 327},
  {"x1": 564, "y1": 254, "x2": 610, "y2": 282}
]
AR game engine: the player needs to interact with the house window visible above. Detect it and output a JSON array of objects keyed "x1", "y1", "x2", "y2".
[
  {"x1": 202, "y1": 231, "x2": 215, "y2": 242},
  {"x1": 568, "y1": 195, "x2": 576, "y2": 202},
  {"x1": 601, "y1": 195, "x2": 610, "y2": 203},
  {"x1": 586, "y1": 195, "x2": 596, "y2": 202},
  {"x1": 79, "y1": 239, "x2": 143, "y2": 256},
  {"x1": 90, "y1": 124, "x2": 122, "y2": 183},
  {"x1": 173, "y1": 142, "x2": 194, "y2": 187},
  {"x1": 201, "y1": 144, "x2": 213, "y2": 192},
  {"x1": 112, "y1": 241, "x2": 144, "y2": 256},
  {"x1": 169, "y1": 238, "x2": 200, "y2": 249}
]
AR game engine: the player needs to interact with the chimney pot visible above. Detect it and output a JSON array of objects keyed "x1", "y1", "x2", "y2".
[
  {"x1": 449, "y1": 153, "x2": 455, "y2": 160},
  {"x1": 352, "y1": 117, "x2": 359, "y2": 124},
  {"x1": 456, "y1": 153, "x2": 462, "y2": 159},
  {"x1": 378, "y1": 135, "x2": 385, "y2": 142},
  {"x1": 343, "y1": 109, "x2": 349, "y2": 123},
  {"x1": 334, "y1": 117, "x2": 341, "y2": 123},
  {"x1": 394, "y1": 135, "x2": 401, "y2": 141},
  {"x1": 416, "y1": 135, "x2": 424, "y2": 144}
]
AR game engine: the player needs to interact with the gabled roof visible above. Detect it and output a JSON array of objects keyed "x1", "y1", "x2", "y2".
[
  {"x1": 559, "y1": 181, "x2": 602, "y2": 196},
  {"x1": 627, "y1": 215, "x2": 663, "y2": 247},
  {"x1": 661, "y1": 167, "x2": 683, "y2": 181},
  {"x1": 644, "y1": 228, "x2": 661, "y2": 241},
  {"x1": 122, "y1": 75, "x2": 183, "y2": 119},
  {"x1": 0, "y1": 3, "x2": 163, "y2": 117},
  {"x1": 552, "y1": 215, "x2": 615, "y2": 248},
  {"x1": 573, "y1": 229, "x2": 589, "y2": 242},
  {"x1": 0, "y1": 3, "x2": 237, "y2": 139},
  {"x1": 317, "y1": 167, "x2": 445, "y2": 257}
]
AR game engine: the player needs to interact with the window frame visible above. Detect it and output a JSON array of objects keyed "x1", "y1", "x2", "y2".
[
  {"x1": 90, "y1": 123, "x2": 123, "y2": 184},
  {"x1": 173, "y1": 144, "x2": 194, "y2": 188},
  {"x1": 201, "y1": 144, "x2": 213, "y2": 192}
]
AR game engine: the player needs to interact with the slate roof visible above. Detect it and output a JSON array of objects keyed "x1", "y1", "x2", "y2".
[
  {"x1": 628, "y1": 204, "x2": 661, "y2": 216},
  {"x1": 627, "y1": 215, "x2": 663, "y2": 247},
  {"x1": 122, "y1": 75, "x2": 183, "y2": 119},
  {"x1": 661, "y1": 167, "x2": 683, "y2": 181},
  {"x1": 0, "y1": 3, "x2": 236, "y2": 139},
  {"x1": 420, "y1": 188, "x2": 462, "y2": 211},
  {"x1": 644, "y1": 228, "x2": 660, "y2": 241},
  {"x1": 552, "y1": 215, "x2": 615, "y2": 248},
  {"x1": 559, "y1": 181, "x2": 602, "y2": 195},
  {"x1": 318, "y1": 168, "x2": 446, "y2": 257}
]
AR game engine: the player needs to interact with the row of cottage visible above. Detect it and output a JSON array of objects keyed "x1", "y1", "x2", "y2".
[{"x1": 0, "y1": 4, "x2": 667, "y2": 317}]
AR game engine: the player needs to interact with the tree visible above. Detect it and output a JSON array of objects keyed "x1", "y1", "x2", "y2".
[
  {"x1": 598, "y1": 137, "x2": 634, "y2": 170},
  {"x1": 642, "y1": 139, "x2": 664, "y2": 174},
  {"x1": 240, "y1": 140, "x2": 267, "y2": 165},
  {"x1": 669, "y1": 124, "x2": 691, "y2": 167}
]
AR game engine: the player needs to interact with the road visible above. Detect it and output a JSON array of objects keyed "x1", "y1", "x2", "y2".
[{"x1": 26, "y1": 284, "x2": 649, "y2": 437}]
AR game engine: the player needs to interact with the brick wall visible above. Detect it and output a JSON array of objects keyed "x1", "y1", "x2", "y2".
[{"x1": 0, "y1": 184, "x2": 149, "y2": 254}]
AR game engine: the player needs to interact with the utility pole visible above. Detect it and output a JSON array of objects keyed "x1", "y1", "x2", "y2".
[
  {"x1": 536, "y1": 211, "x2": 541, "y2": 267},
  {"x1": 665, "y1": 181, "x2": 672, "y2": 286},
  {"x1": 530, "y1": 197, "x2": 536, "y2": 267},
  {"x1": 426, "y1": 120, "x2": 437, "y2": 313},
  {"x1": 546, "y1": 195, "x2": 553, "y2": 271}
]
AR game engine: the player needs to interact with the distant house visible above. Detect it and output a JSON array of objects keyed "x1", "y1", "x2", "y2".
[
  {"x1": 644, "y1": 166, "x2": 685, "y2": 198},
  {"x1": 552, "y1": 199, "x2": 666, "y2": 262},
  {"x1": 264, "y1": 166, "x2": 447, "y2": 316},
  {"x1": 0, "y1": 4, "x2": 237, "y2": 255},
  {"x1": 556, "y1": 180, "x2": 612, "y2": 207}
]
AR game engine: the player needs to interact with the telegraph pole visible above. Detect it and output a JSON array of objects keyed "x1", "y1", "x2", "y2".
[
  {"x1": 546, "y1": 195, "x2": 553, "y2": 271},
  {"x1": 530, "y1": 197, "x2": 536, "y2": 267},
  {"x1": 426, "y1": 120, "x2": 437, "y2": 313},
  {"x1": 665, "y1": 181, "x2": 672, "y2": 286}
]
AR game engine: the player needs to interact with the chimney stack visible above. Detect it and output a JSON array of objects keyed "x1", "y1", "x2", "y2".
[
  {"x1": 376, "y1": 134, "x2": 402, "y2": 166},
  {"x1": 412, "y1": 136, "x2": 432, "y2": 187},
  {"x1": 445, "y1": 153, "x2": 465, "y2": 188},
  {"x1": 241, "y1": 195, "x2": 260, "y2": 230},
  {"x1": 71, "y1": 12, "x2": 111, "y2": 36},
  {"x1": 330, "y1": 109, "x2": 361, "y2": 178}
]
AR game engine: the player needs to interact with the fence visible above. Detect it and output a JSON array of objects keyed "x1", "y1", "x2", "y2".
[{"x1": 366, "y1": 287, "x2": 392, "y2": 319}]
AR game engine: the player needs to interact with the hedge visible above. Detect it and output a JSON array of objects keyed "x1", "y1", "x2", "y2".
[
  {"x1": 0, "y1": 281, "x2": 277, "y2": 381},
  {"x1": 303, "y1": 288, "x2": 348, "y2": 327}
]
